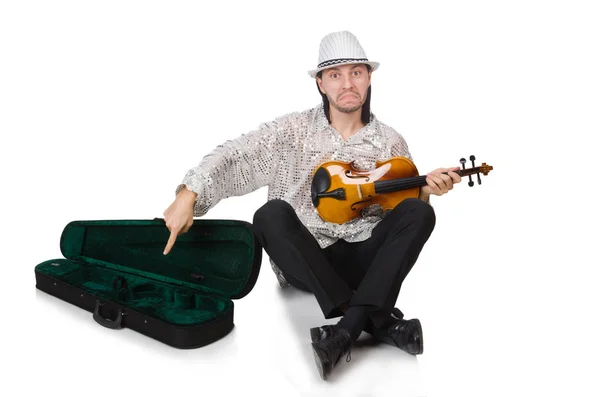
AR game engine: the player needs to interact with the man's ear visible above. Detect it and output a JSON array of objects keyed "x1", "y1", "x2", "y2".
[{"x1": 316, "y1": 77, "x2": 325, "y2": 94}]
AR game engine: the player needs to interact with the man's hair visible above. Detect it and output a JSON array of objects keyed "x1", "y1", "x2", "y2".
[{"x1": 316, "y1": 64, "x2": 372, "y2": 125}]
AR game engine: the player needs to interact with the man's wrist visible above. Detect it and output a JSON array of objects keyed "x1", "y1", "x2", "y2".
[{"x1": 179, "y1": 185, "x2": 198, "y2": 201}]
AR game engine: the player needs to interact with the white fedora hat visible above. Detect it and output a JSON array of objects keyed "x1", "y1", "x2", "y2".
[{"x1": 308, "y1": 31, "x2": 379, "y2": 78}]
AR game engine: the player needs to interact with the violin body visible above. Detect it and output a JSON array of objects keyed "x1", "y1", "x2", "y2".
[
  {"x1": 311, "y1": 155, "x2": 493, "y2": 224},
  {"x1": 311, "y1": 157, "x2": 421, "y2": 224}
]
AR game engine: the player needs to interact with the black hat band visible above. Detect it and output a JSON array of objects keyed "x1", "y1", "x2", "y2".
[{"x1": 317, "y1": 58, "x2": 369, "y2": 69}]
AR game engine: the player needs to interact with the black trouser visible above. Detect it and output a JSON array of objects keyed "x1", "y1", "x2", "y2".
[{"x1": 251, "y1": 198, "x2": 436, "y2": 328}]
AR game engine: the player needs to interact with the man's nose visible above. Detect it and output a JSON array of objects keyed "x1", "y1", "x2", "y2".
[{"x1": 341, "y1": 74, "x2": 354, "y2": 89}]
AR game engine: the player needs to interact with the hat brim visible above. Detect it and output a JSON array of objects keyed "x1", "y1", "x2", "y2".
[{"x1": 308, "y1": 61, "x2": 379, "y2": 78}]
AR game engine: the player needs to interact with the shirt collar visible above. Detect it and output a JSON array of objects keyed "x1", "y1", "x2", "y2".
[{"x1": 313, "y1": 103, "x2": 382, "y2": 147}]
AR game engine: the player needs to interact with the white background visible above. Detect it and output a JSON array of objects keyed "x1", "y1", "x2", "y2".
[{"x1": 1, "y1": 1, "x2": 599, "y2": 396}]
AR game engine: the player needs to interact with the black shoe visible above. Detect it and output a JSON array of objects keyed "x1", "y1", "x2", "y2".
[
  {"x1": 310, "y1": 311, "x2": 423, "y2": 355},
  {"x1": 310, "y1": 324, "x2": 336, "y2": 343},
  {"x1": 372, "y1": 317, "x2": 423, "y2": 355},
  {"x1": 309, "y1": 325, "x2": 352, "y2": 380}
]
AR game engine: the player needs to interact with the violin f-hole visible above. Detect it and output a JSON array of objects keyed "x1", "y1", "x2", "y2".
[
  {"x1": 350, "y1": 196, "x2": 373, "y2": 211},
  {"x1": 345, "y1": 169, "x2": 370, "y2": 182}
]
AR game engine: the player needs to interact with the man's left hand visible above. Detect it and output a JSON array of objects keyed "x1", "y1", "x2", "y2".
[{"x1": 421, "y1": 166, "x2": 462, "y2": 196}]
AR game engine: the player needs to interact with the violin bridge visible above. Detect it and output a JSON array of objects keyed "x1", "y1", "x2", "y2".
[{"x1": 356, "y1": 185, "x2": 363, "y2": 199}]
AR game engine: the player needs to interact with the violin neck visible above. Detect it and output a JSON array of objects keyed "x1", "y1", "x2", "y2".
[
  {"x1": 373, "y1": 167, "x2": 483, "y2": 194},
  {"x1": 374, "y1": 176, "x2": 428, "y2": 194}
]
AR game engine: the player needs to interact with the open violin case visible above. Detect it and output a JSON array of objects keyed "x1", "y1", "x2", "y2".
[{"x1": 34, "y1": 218, "x2": 262, "y2": 348}]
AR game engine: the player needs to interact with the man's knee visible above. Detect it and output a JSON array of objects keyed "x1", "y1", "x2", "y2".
[
  {"x1": 394, "y1": 198, "x2": 436, "y2": 231},
  {"x1": 253, "y1": 199, "x2": 294, "y2": 230}
]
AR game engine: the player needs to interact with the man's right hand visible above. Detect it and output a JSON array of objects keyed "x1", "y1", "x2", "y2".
[{"x1": 163, "y1": 187, "x2": 197, "y2": 255}]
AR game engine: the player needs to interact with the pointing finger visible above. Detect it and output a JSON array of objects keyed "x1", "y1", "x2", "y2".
[{"x1": 164, "y1": 230, "x2": 178, "y2": 255}]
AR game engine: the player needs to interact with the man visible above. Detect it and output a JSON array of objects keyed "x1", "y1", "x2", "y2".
[{"x1": 163, "y1": 31, "x2": 461, "y2": 380}]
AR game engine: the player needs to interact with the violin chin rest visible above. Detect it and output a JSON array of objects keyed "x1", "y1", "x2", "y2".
[{"x1": 311, "y1": 167, "x2": 331, "y2": 206}]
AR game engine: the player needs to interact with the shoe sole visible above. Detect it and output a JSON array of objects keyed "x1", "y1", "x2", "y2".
[
  {"x1": 413, "y1": 319, "x2": 424, "y2": 355},
  {"x1": 311, "y1": 343, "x2": 329, "y2": 380}
]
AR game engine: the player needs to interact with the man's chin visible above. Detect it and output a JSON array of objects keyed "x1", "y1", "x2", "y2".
[{"x1": 334, "y1": 104, "x2": 362, "y2": 113}]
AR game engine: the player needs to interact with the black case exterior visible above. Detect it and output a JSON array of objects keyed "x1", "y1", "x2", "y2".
[
  {"x1": 35, "y1": 219, "x2": 262, "y2": 349},
  {"x1": 35, "y1": 273, "x2": 235, "y2": 348}
]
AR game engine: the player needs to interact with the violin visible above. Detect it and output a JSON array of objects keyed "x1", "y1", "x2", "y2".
[{"x1": 310, "y1": 155, "x2": 493, "y2": 224}]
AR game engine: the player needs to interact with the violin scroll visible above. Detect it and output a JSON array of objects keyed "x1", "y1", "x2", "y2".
[{"x1": 479, "y1": 163, "x2": 493, "y2": 175}]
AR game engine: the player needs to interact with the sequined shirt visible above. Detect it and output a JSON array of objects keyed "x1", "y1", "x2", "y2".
[{"x1": 176, "y1": 103, "x2": 412, "y2": 286}]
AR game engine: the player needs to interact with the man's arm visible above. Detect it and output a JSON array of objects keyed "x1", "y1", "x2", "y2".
[
  {"x1": 418, "y1": 189, "x2": 431, "y2": 204},
  {"x1": 177, "y1": 118, "x2": 283, "y2": 217},
  {"x1": 163, "y1": 117, "x2": 285, "y2": 254}
]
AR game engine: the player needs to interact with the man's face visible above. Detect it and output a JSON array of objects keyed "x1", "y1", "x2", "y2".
[{"x1": 316, "y1": 64, "x2": 371, "y2": 114}]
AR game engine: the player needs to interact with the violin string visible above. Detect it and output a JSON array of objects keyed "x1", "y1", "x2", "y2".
[{"x1": 375, "y1": 176, "x2": 427, "y2": 194}]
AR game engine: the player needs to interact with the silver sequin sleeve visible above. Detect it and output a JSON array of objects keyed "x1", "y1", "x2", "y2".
[
  {"x1": 176, "y1": 118, "x2": 284, "y2": 217},
  {"x1": 390, "y1": 132, "x2": 412, "y2": 161}
]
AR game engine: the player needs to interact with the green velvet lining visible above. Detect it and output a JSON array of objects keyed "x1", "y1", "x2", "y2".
[
  {"x1": 36, "y1": 259, "x2": 231, "y2": 325},
  {"x1": 60, "y1": 219, "x2": 256, "y2": 298}
]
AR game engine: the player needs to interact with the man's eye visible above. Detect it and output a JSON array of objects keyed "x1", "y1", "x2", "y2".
[
  {"x1": 330, "y1": 73, "x2": 338, "y2": 78},
  {"x1": 353, "y1": 71, "x2": 361, "y2": 76}
]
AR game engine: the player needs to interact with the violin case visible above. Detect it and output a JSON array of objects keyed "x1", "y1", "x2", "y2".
[{"x1": 34, "y1": 218, "x2": 262, "y2": 348}]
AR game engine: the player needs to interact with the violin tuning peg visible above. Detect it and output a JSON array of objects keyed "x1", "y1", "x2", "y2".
[
  {"x1": 468, "y1": 155, "x2": 482, "y2": 185},
  {"x1": 462, "y1": 156, "x2": 473, "y2": 186},
  {"x1": 470, "y1": 155, "x2": 478, "y2": 186}
]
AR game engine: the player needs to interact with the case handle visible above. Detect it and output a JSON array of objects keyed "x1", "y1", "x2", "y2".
[{"x1": 93, "y1": 300, "x2": 124, "y2": 329}]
